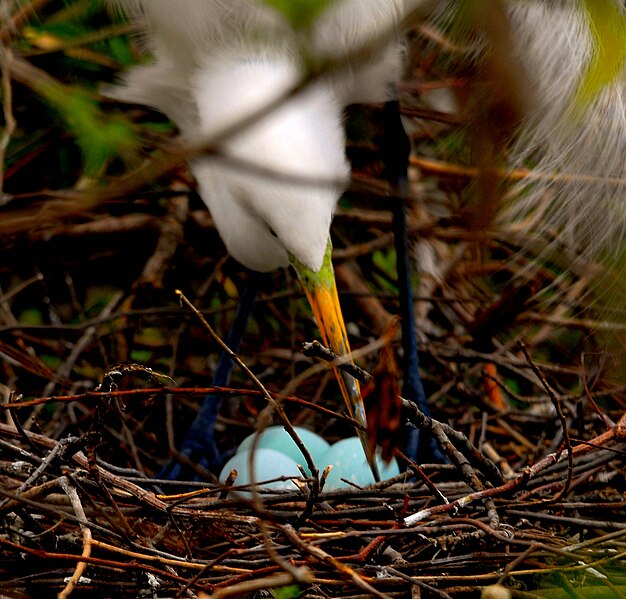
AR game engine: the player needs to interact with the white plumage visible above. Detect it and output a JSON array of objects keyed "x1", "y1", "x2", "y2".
[
  {"x1": 502, "y1": 3, "x2": 626, "y2": 271},
  {"x1": 109, "y1": 0, "x2": 416, "y2": 272}
]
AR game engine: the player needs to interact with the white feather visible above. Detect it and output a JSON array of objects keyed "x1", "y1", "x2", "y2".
[
  {"x1": 108, "y1": 0, "x2": 418, "y2": 272},
  {"x1": 501, "y1": 3, "x2": 626, "y2": 273}
]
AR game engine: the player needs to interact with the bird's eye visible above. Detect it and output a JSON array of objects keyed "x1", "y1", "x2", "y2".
[{"x1": 268, "y1": 227, "x2": 278, "y2": 238}]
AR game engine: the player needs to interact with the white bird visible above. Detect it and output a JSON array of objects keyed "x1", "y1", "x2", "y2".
[
  {"x1": 108, "y1": 0, "x2": 422, "y2": 477},
  {"x1": 108, "y1": 0, "x2": 626, "y2": 476},
  {"x1": 502, "y1": 3, "x2": 626, "y2": 276},
  {"x1": 431, "y1": 1, "x2": 626, "y2": 287}
]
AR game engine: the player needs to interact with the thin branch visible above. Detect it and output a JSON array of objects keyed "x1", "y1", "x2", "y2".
[{"x1": 57, "y1": 476, "x2": 93, "y2": 599}]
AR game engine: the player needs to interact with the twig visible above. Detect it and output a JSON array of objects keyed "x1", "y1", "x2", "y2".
[
  {"x1": 394, "y1": 449, "x2": 449, "y2": 505},
  {"x1": 201, "y1": 569, "x2": 312, "y2": 599},
  {"x1": 57, "y1": 476, "x2": 93, "y2": 599},
  {"x1": 281, "y1": 524, "x2": 391, "y2": 599},
  {"x1": 0, "y1": 435, "x2": 79, "y2": 512},
  {"x1": 430, "y1": 418, "x2": 500, "y2": 530},
  {"x1": 401, "y1": 398, "x2": 505, "y2": 485},
  {"x1": 0, "y1": 46, "x2": 16, "y2": 196},
  {"x1": 377, "y1": 566, "x2": 452, "y2": 598},
  {"x1": 42, "y1": 290, "x2": 126, "y2": 396},
  {"x1": 519, "y1": 342, "x2": 573, "y2": 501},
  {"x1": 403, "y1": 411, "x2": 626, "y2": 526},
  {"x1": 302, "y1": 340, "x2": 373, "y2": 383},
  {"x1": 176, "y1": 289, "x2": 320, "y2": 582},
  {"x1": 175, "y1": 290, "x2": 320, "y2": 493}
]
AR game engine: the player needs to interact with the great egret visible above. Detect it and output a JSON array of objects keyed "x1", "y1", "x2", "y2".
[
  {"x1": 108, "y1": 0, "x2": 626, "y2": 479},
  {"x1": 109, "y1": 0, "x2": 424, "y2": 478}
]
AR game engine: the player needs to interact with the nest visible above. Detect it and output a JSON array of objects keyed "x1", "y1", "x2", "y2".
[
  {"x1": 1, "y1": 381, "x2": 625, "y2": 597},
  {"x1": 1, "y1": 1, "x2": 625, "y2": 597}
]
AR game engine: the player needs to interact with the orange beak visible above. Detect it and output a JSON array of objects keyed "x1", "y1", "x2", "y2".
[{"x1": 292, "y1": 241, "x2": 380, "y2": 482}]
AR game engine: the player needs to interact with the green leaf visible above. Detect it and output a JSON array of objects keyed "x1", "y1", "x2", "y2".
[
  {"x1": 130, "y1": 349, "x2": 154, "y2": 363},
  {"x1": 18, "y1": 308, "x2": 44, "y2": 326},
  {"x1": 107, "y1": 36, "x2": 136, "y2": 67},
  {"x1": 38, "y1": 81, "x2": 138, "y2": 176},
  {"x1": 576, "y1": 0, "x2": 626, "y2": 109},
  {"x1": 259, "y1": 0, "x2": 335, "y2": 31},
  {"x1": 271, "y1": 585, "x2": 302, "y2": 599}
]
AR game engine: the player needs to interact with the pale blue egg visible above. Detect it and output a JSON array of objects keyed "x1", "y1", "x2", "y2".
[
  {"x1": 320, "y1": 437, "x2": 400, "y2": 490},
  {"x1": 219, "y1": 448, "x2": 302, "y2": 496},
  {"x1": 236, "y1": 426, "x2": 330, "y2": 474}
]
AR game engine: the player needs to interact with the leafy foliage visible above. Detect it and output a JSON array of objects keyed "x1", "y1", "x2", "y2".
[
  {"x1": 260, "y1": 0, "x2": 335, "y2": 31},
  {"x1": 39, "y1": 81, "x2": 138, "y2": 176},
  {"x1": 577, "y1": 0, "x2": 626, "y2": 109}
]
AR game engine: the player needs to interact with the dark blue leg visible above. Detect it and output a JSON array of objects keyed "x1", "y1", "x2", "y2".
[
  {"x1": 383, "y1": 100, "x2": 446, "y2": 464},
  {"x1": 159, "y1": 271, "x2": 264, "y2": 480}
]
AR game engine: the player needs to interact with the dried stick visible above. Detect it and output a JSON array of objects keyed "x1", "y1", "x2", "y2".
[
  {"x1": 403, "y1": 410, "x2": 626, "y2": 526},
  {"x1": 0, "y1": 46, "x2": 16, "y2": 196},
  {"x1": 201, "y1": 569, "x2": 312, "y2": 599},
  {"x1": 0, "y1": 435, "x2": 79, "y2": 512},
  {"x1": 281, "y1": 524, "x2": 391, "y2": 599},
  {"x1": 176, "y1": 290, "x2": 319, "y2": 486},
  {"x1": 176, "y1": 289, "x2": 319, "y2": 583},
  {"x1": 57, "y1": 476, "x2": 93, "y2": 599},
  {"x1": 519, "y1": 342, "x2": 573, "y2": 501}
]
